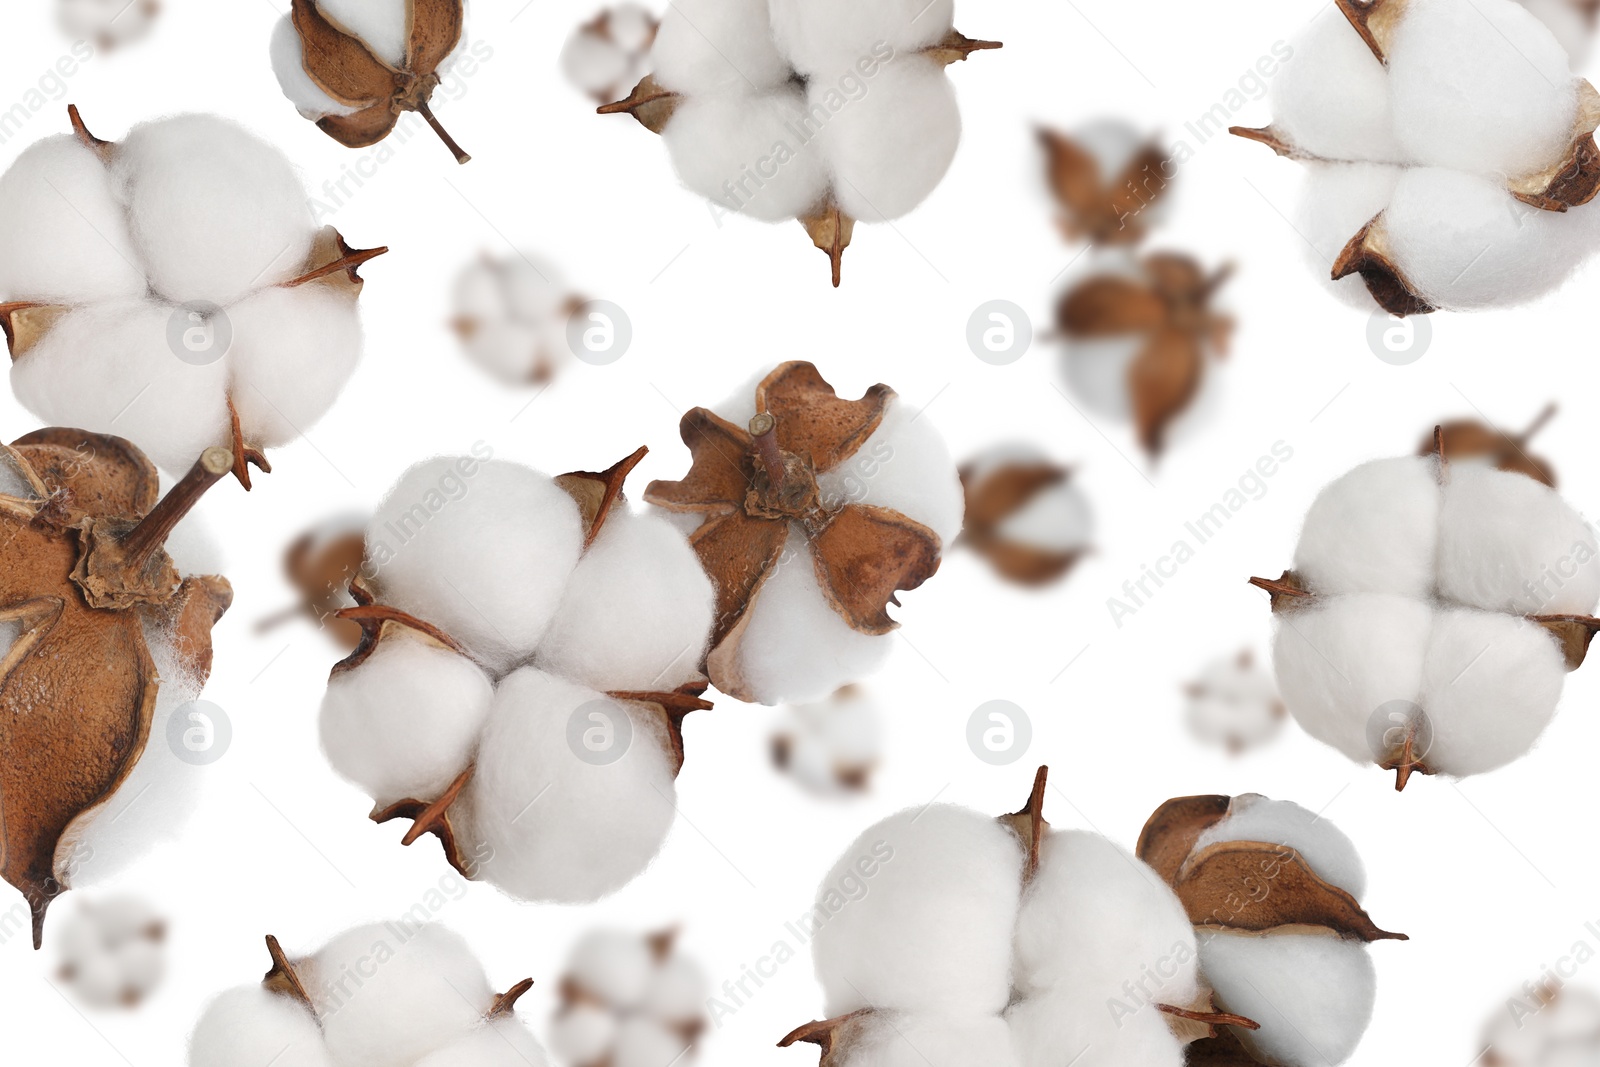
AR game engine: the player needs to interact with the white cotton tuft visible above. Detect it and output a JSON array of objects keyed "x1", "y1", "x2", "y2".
[
  {"x1": 319, "y1": 630, "x2": 494, "y2": 807},
  {"x1": 226, "y1": 285, "x2": 364, "y2": 450},
  {"x1": 315, "y1": 0, "x2": 410, "y2": 67},
  {"x1": 1272, "y1": 594, "x2": 1433, "y2": 765},
  {"x1": 0, "y1": 136, "x2": 145, "y2": 305},
  {"x1": 1200, "y1": 931, "x2": 1376, "y2": 1067},
  {"x1": 612, "y1": 1017, "x2": 692, "y2": 1067},
  {"x1": 997, "y1": 480, "x2": 1094, "y2": 553},
  {"x1": 767, "y1": 0, "x2": 954, "y2": 77},
  {"x1": 1012, "y1": 829, "x2": 1198, "y2": 1003},
  {"x1": 460, "y1": 669, "x2": 677, "y2": 902},
  {"x1": 812, "y1": 805, "x2": 1023, "y2": 1016},
  {"x1": 1418, "y1": 607, "x2": 1566, "y2": 776},
  {"x1": 304, "y1": 923, "x2": 492, "y2": 1067},
  {"x1": 270, "y1": 16, "x2": 361, "y2": 119},
  {"x1": 366, "y1": 458, "x2": 584, "y2": 673},
  {"x1": 650, "y1": 0, "x2": 791, "y2": 94},
  {"x1": 11, "y1": 300, "x2": 231, "y2": 474},
  {"x1": 111, "y1": 114, "x2": 314, "y2": 306},
  {"x1": 564, "y1": 929, "x2": 655, "y2": 1007},
  {"x1": 836, "y1": 1013, "x2": 1021, "y2": 1067},
  {"x1": 729, "y1": 528, "x2": 892, "y2": 705},
  {"x1": 816, "y1": 397, "x2": 964, "y2": 546},
  {"x1": 1271, "y1": 7, "x2": 1406, "y2": 163},
  {"x1": 1196, "y1": 795, "x2": 1367, "y2": 899},
  {"x1": 1292, "y1": 162, "x2": 1402, "y2": 311},
  {"x1": 536, "y1": 510, "x2": 714, "y2": 692},
  {"x1": 1387, "y1": 0, "x2": 1577, "y2": 179},
  {"x1": 1006, "y1": 993, "x2": 1183, "y2": 1067},
  {"x1": 187, "y1": 985, "x2": 335, "y2": 1067},
  {"x1": 813, "y1": 56, "x2": 960, "y2": 222},
  {"x1": 1436, "y1": 462, "x2": 1600, "y2": 616},
  {"x1": 411, "y1": 1017, "x2": 551, "y2": 1067},
  {"x1": 662, "y1": 89, "x2": 832, "y2": 222},
  {"x1": 550, "y1": 1004, "x2": 619, "y2": 1065},
  {"x1": 1292, "y1": 456, "x2": 1440, "y2": 599}
]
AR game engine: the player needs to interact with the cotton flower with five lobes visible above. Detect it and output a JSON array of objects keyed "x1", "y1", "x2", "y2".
[
  {"x1": 562, "y1": 4, "x2": 659, "y2": 103},
  {"x1": 959, "y1": 445, "x2": 1092, "y2": 587},
  {"x1": 549, "y1": 927, "x2": 710, "y2": 1067},
  {"x1": 318, "y1": 446, "x2": 718, "y2": 902},
  {"x1": 643, "y1": 362, "x2": 963, "y2": 705},
  {"x1": 0, "y1": 107, "x2": 386, "y2": 487},
  {"x1": 187, "y1": 922, "x2": 548, "y2": 1067},
  {"x1": 1252, "y1": 431, "x2": 1600, "y2": 788}
]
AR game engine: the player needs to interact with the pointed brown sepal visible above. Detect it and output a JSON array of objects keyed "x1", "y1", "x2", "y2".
[
  {"x1": 1381, "y1": 723, "x2": 1432, "y2": 792},
  {"x1": 811, "y1": 505, "x2": 942, "y2": 635},
  {"x1": 800, "y1": 203, "x2": 854, "y2": 288},
  {"x1": 1331, "y1": 214, "x2": 1435, "y2": 317},
  {"x1": 1335, "y1": 0, "x2": 1405, "y2": 64},
  {"x1": 67, "y1": 104, "x2": 113, "y2": 162},
  {"x1": 598, "y1": 73, "x2": 681, "y2": 133},
  {"x1": 960, "y1": 459, "x2": 1084, "y2": 586},
  {"x1": 262, "y1": 934, "x2": 317, "y2": 1012},
  {"x1": 226, "y1": 397, "x2": 272, "y2": 491},
  {"x1": 997, "y1": 766, "x2": 1051, "y2": 883},
  {"x1": 371, "y1": 764, "x2": 475, "y2": 877},
  {"x1": 1177, "y1": 840, "x2": 1408, "y2": 942},
  {"x1": 608, "y1": 685, "x2": 714, "y2": 776},
  {"x1": 779, "y1": 1008, "x2": 875, "y2": 1062},
  {"x1": 1510, "y1": 80, "x2": 1600, "y2": 210},
  {"x1": 487, "y1": 977, "x2": 534, "y2": 1018},
  {"x1": 1247, "y1": 571, "x2": 1313, "y2": 613},
  {"x1": 1531, "y1": 614, "x2": 1600, "y2": 671},
  {"x1": 332, "y1": 602, "x2": 472, "y2": 674},
  {"x1": 0, "y1": 302, "x2": 66, "y2": 360},
  {"x1": 1137, "y1": 795, "x2": 1233, "y2": 886},
  {"x1": 1158, "y1": 1003, "x2": 1261, "y2": 1034},
  {"x1": 922, "y1": 29, "x2": 1003, "y2": 66},
  {"x1": 556, "y1": 446, "x2": 649, "y2": 548},
  {"x1": 285, "y1": 227, "x2": 389, "y2": 294},
  {"x1": 1227, "y1": 125, "x2": 1296, "y2": 158}
]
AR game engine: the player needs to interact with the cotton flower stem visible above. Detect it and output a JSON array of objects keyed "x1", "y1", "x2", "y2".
[
  {"x1": 417, "y1": 100, "x2": 471, "y2": 165},
  {"x1": 487, "y1": 978, "x2": 534, "y2": 1018},
  {"x1": 116, "y1": 447, "x2": 233, "y2": 570},
  {"x1": 749, "y1": 413, "x2": 788, "y2": 485},
  {"x1": 1157, "y1": 1004, "x2": 1261, "y2": 1031},
  {"x1": 1519, "y1": 403, "x2": 1558, "y2": 444}
]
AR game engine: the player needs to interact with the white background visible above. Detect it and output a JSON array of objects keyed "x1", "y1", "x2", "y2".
[{"x1": 1, "y1": 0, "x2": 1598, "y2": 1064}]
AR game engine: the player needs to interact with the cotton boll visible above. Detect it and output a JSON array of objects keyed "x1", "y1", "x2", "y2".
[
  {"x1": 613, "y1": 1017, "x2": 692, "y2": 1067},
  {"x1": 412, "y1": 1017, "x2": 551, "y2": 1067},
  {"x1": 1383, "y1": 167, "x2": 1584, "y2": 309},
  {"x1": 12, "y1": 300, "x2": 231, "y2": 474},
  {"x1": 563, "y1": 29, "x2": 634, "y2": 96},
  {"x1": 730, "y1": 529, "x2": 892, "y2": 705},
  {"x1": 812, "y1": 805, "x2": 1023, "y2": 1016},
  {"x1": 461, "y1": 669, "x2": 677, "y2": 902},
  {"x1": 1270, "y1": 7, "x2": 1406, "y2": 163},
  {"x1": 303, "y1": 923, "x2": 491, "y2": 1067},
  {"x1": 1437, "y1": 462, "x2": 1600, "y2": 616},
  {"x1": 816, "y1": 398, "x2": 964, "y2": 546},
  {"x1": 1006, "y1": 993, "x2": 1183, "y2": 1067},
  {"x1": 550, "y1": 1004, "x2": 619, "y2": 1064},
  {"x1": 366, "y1": 459, "x2": 584, "y2": 673},
  {"x1": 502, "y1": 257, "x2": 569, "y2": 322},
  {"x1": 775, "y1": 687, "x2": 883, "y2": 793},
  {"x1": 1013, "y1": 830, "x2": 1198, "y2": 1003},
  {"x1": 1272, "y1": 594, "x2": 1433, "y2": 764},
  {"x1": 227, "y1": 285, "x2": 363, "y2": 450},
  {"x1": 815, "y1": 57, "x2": 960, "y2": 222},
  {"x1": 1483, "y1": 986, "x2": 1600, "y2": 1065},
  {"x1": 0, "y1": 136, "x2": 145, "y2": 304},
  {"x1": 1199, "y1": 931, "x2": 1375, "y2": 1067},
  {"x1": 835, "y1": 1013, "x2": 1021, "y2": 1067},
  {"x1": 662, "y1": 89, "x2": 832, "y2": 222},
  {"x1": 270, "y1": 16, "x2": 362, "y2": 120},
  {"x1": 644, "y1": 953, "x2": 710, "y2": 1022},
  {"x1": 188, "y1": 985, "x2": 336, "y2": 1067},
  {"x1": 1292, "y1": 456, "x2": 1440, "y2": 599},
  {"x1": 1388, "y1": 0, "x2": 1577, "y2": 179},
  {"x1": 650, "y1": 0, "x2": 791, "y2": 95},
  {"x1": 320, "y1": 630, "x2": 494, "y2": 806},
  {"x1": 1293, "y1": 163, "x2": 1402, "y2": 310},
  {"x1": 112, "y1": 114, "x2": 315, "y2": 305},
  {"x1": 768, "y1": 0, "x2": 954, "y2": 77},
  {"x1": 1195, "y1": 795, "x2": 1367, "y2": 899},
  {"x1": 59, "y1": 0, "x2": 159, "y2": 46},
  {"x1": 316, "y1": 0, "x2": 410, "y2": 66},
  {"x1": 1419, "y1": 607, "x2": 1566, "y2": 776},
  {"x1": 1185, "y1": 654, "x2": 1284, "y2": 754},
  {"x1": 535, "y1": 511, "x2": 714, "y2": 692},
  {"x1": 55, "y1": 895, "x2": 166, "y2": 1008},
  {"x1": 565, "y1": 929, "x2": 655, "y2": 1007}
]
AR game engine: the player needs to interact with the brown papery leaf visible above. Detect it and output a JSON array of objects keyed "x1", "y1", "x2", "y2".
[
  {"x1": 1136, "y1": 795, "x2": 1233, "y2": 885},
  {"x1": 996, "y1": 765, "x2": 1051, "y2": 883},
  {"x1": 756, "y1": 362, "x2": 893, "y2": 476},
  {"x1": 1040, "y1": 128, "x2": 1168, "y2": 246},
  {"x1": 779, "y1": 1008, "x2": 875, "y2": 1065},
  {"x1": 597, "y1": 73, "x2": 682, "y2": 134},
  {"x1": 0, "y1": 431, "x2": 232, "y2": 947},
  {"x1": 1176, "y1": 840, "x2": 1407, "y2": 941},
  {"x1": 1332, "y1": 214, "x2": 1436, "y2": 317},
  {"x1": 1130, "y1": 328, "x2": 1205, "y2": 457},
  {"x1": 811, "y1": 505, "x2": 941, "y2": 636},
  {"x1": 1420, "y1": 405, "x2": 1558, "y2": 487},
  {"x1": 555, "y1": 445, "x2": 649, "y2": 547},
  {"x1": 1334, "y1": 0, "x2": 1409, "y2": 64},
  {"x1": 1057, "y1": 276, "x2": 1168, "y2": 337},
  {"x1": 959, "y1": 459, "x2": 1085, "y2": 587}
]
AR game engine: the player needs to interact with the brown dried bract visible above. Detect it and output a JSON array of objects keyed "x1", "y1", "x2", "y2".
[
  {"x1": 289, "y1": 0, "x2": 472, "y2": 163},
  {"x1": 1058, "y1": 253, "x2": 1233, "y2": 455},
  {"x1": 1334, "y1": 0, "x2": 1410, "y2": 64},
  {"x1": 997, "y1": 765, "x2": 1050, "y2": 882},
  {"x1": 1039, "y1": 126, "x2": 1170, "y2": 246},
  {"x1": 959, "y1": 455, "x2": 1085, "y2": 586},
  {"x1": 0, "y1": 430, "x2": 233, "y2": 947},
  {"x1": 643, "y1": 363, "x2": 942, "y2": 702},
  {"x1": 1420, "y1": 404, "x2": 1557, "y2": 487},
  {"x1": 1330, "y1": 214, "x2": 1436, "y2": 317},
  {"x1": 259, "y1": 518, "x2": 368, "y2": 648}
]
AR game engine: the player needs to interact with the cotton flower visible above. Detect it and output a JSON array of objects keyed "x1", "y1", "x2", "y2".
[
  {"x1": 644, "y1": 362, "x2": 962, "y2": 705},
  {"x1": 959, "y1": 445, "x2": 1092, "y2": 586},
  {"x1": 450, "y1": 253, "x2": 581, "y2": 385},
  {"x1": 318, "y1": 447, "x2": 716, "y2": 902},
  {"x1": 599, "y1": 0, "x2": 999, "y2": 284},
  {"x1": 1235, "y1": 0, "x2": 1600, "y2": 314},
  {"x1": 53, "y1": 895, "x2": 166, "y2": 1009},
  {"x1": 1253, "y1": 436, "x2": 1600, "y2": 787},
  {"x1": 771, "y1": 685, "x2": 884, "y2": 793},
  {"x1": 0, "y1": 108, "x2": 384, "y2": 486},
  {"x1": 1183, "y1": 650, "x2": 1286, "y2": 754},
  {"x1": 1483, "y1": 985, "x2": 1600, "y2": 1065},
  {"x1": 550, "y1": 928, "x2": 709, "y2": 1067},
  {"x1": 780, "y1": 770, "x2": 1370, "y2": 1067},
  {"x1": 562, "y1": 5, "x2": 659, "y2": 103},
  {"x1": 58, "y1": 0, "x2": 159, "y2": 48},
  {"x1": 187, "y1": 922, "x2": 548, "y2": 1067}
]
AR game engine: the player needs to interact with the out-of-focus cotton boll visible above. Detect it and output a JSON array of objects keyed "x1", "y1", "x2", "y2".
[
  {"x1": 562, "y1": 6, "x2": 658, "y2": 101},
  {"x1": 54, "y1": 895, "x2": 166, "y2": 1009},
  {"x1": 188, "y1": 985, "x2": 335, "y2": 1067},
  {"x1": 662, "y1": 89, "x2": 832, "y2": 222},
  {"x1": 554, "y1": 928, "x2": 710, "y2": 1067},
  {"x1": 1517, "y1": 0, "x2": 1598, "y2": 63},
  {"x1": 773, "y1": 686, "x2": 884, "y2": 793},
  {"x1": 451, "y1": 253, "x2": 579, "y2": 385},
  {"x1": 551, "y1": 1004, "x2": 620, "y2": 1065},
  {"x1": 566, "y1": 929, "x2": 656, "y2": 1008},
  {"x1": 59, "y1": 0, "x2": 160, "y2": 47},
  {"x1": 1482, "y1": 985, "x2": 1600, "y2": 1066},
  {"x1": 1184, "y1": 651, "x2": 1285, "y2": 754}
]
